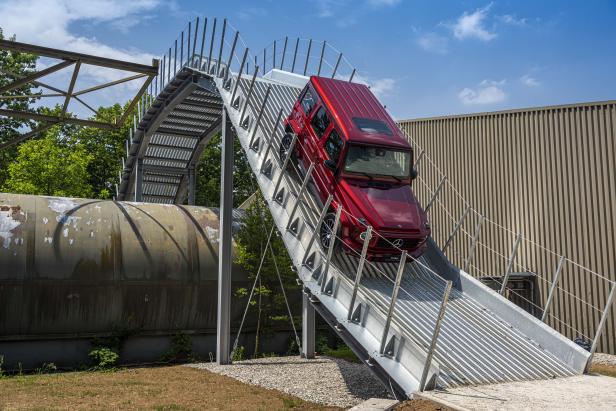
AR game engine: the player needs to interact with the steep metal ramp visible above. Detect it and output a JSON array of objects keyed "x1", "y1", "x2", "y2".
[{"x1": 116, "y1": 19, "x2": 590, "y2": 398}]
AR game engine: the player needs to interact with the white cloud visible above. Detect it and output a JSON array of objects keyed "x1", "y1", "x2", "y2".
[
  {"x1": 520, "y1": 74, "x2": 540, "y2": 87},
  {"x1": 0, "y1": 0, "x2": 165, "y2": 115},
  {"x1": 369, "y1": 78, "x2": 396, "y2": 98},
  {"x1": 451, "y1": 3, "x2": 497, "y2": 42},
  {"x1": 355, "y1": 75, "x2": 396, "y2": 98},
  {"x1": 417, "y1": 32, "x2": 448, "y2": 54},
  {"x1": 458, "y1": 79, "x2": 506, "y2": 105},
  {"x1": 499, "y1": 14, "x2": 528, "y2": 26}
]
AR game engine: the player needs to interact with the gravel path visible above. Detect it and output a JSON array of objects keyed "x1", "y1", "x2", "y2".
[
  {"x1": 188, "y1": 356, "x2": 392, "y2": 408},
  {"x1": 418, "y1": 374, "x2": 616, "y2": 411},
  {"x1": 592, "y1": 352, "x2": 616, "y2": 366}
]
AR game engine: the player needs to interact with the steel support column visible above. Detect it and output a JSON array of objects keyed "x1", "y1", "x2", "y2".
[
  {"x1": 188, "y1": 165, "x2": 196, "y2": 205},
  {"x1": 217, "y1": 108, "x2": 234, "y2": 365},
  {"x1": 302, "y1": 293, "x2": 316, "y2": 359},
  {"x1": 135, "y1": 158, "x2": 144, "y2": 202}
]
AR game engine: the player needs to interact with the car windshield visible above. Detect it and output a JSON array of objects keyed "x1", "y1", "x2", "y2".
[{"x1": 344, "y1": 145, "x2": 411, "y2": 179}]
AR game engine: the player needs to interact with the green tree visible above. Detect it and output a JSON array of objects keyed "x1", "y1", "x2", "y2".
[
  {"x1": 234, "y1": 192, "x2": 300, "y2": 356},
  {"x1": 70, "y1": 103, "x2": 132, "y2": 199},
  {"x1": 0, "y1": 28, "x2": 39, "y2": 187},
  {"x1": 195, "y1": 134, "x2": 254, "y2": 208},
  {"x1": 3, "y1": 127, "x2": 93, "y2": 197}
]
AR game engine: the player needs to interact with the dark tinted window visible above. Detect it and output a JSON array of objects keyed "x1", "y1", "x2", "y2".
[
  {"x1": 352, "y1": 117, "x2": 393, "y2": 136},
  {"x1": 301, "y1": 88, "x2": 316, "y2": 114},
  {"x1": 325, "y1": 129, "x2": 344, "y2": 163},
  {"x1": 311, "y1": 107, "x2": 331, "y2": 137}
]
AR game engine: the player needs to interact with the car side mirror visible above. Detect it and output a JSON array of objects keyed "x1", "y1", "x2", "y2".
[
  {"x1": 324, "y1": 159, "x2": 337, "y2": 173},
  {"x1": 410, "y1": 168, "x2": 418, "y2": 180}
]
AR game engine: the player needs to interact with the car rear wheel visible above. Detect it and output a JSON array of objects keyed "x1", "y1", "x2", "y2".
[
  {"x1": 279, "y1": 132, "x2": 296, "y2": 165},
  {"x1": 319, "y1": 212, "x2": 341, "y2": 252}
]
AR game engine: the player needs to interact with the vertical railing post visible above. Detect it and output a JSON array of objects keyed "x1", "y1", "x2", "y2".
[
  {"x1": 273, "y1": 40, "x2": 277, "y2": 71},
  {"x1": 207, "y1": 18, "x2": 217, "y2": 73},
  {"x1": 187, "y1": 22, "x2": 191, "y2": 65},
  {"x1": 379, "y1": 251, "x2": 408, "y2": 354},
  {"x1": 442, "y1": 206, "x2": 471, "y2": 252},
  {"x1": 180, "y1": 30, "x2": 184, "y2": 68},
  {"x1": 320, "y1": 206, "x2": 342, "y2": 293},
  {"x1": 199, "y1": 17, "x2": 208, "y2": 69},
  {"x1": 272, "y1": 133, "x2": 298, "y2": 199},
  {"x1": 347, "y1": 226, "x2": 372, "y2": 321},
  {"x1": 303, "y1": 39, "x2": 312, "y2": 76},
  {"x1": 229, "y1": 48, "x2": 248, "y2": 106},
  {"x1": 463, "y1": 215, "x2": 484, "y2": 272},
  {"x1": 167, "y1": 48, "x2": 171, "y2": 83},
  {"x1": 425, "y1": 176, "x2": 446, "y2": 211},
  {"x1": 291, "y1": 38, "x2": 299, "y2": 73},
  {"x1": 280, "y1": 36, "x2": 288, "y2": 70},
  {"x1": 260, "y1": 108, "x2": 284, "y2": 172},
  {"x1": 216, "y1": 18, "x2": 227, "y2": 76},
  {"x1": 192, "y1": 17, "x2": 199, "y2": 66},
  {"x1": 135, "y1": 158, "x2": 143, "y2": 202},
  {"x1": 500, "y1": 234, "x2": 522, "y2": 295},
  {"x1": 174, "y1": 39, "x2": 178, "y2": 75},
  {"x1": 248, "y1": 86, "x2": 271, "y2": 148},
  {"x1": 224, "y1": 31, "x2": 239, "y2": 84},
  {"x1": 317, "y1": 41, "x2": 326, "y2": 76},
  {"x1": 349, "y1": 68, "x2": 356, "y2": 82},
  {"x1": 262, "y1": 47, "x2": 266, "y2": 75},
  {"x1": 331, "y1": 52, "x2": 342, "y2": 79},
  {"x1": 286, "y1": 163, "x2": 315, "y2": 231},
  {"x1": 542, "y1": 255, "x2": 565, "y2": 322},
  {"x1": 586, "y1": 283, "x2": 616, "y2": 371},
  {"x1": 419, "y1": 280, "x2": 453, "y2": 391},
  {"x1": 239, "y1": 66, "x2": 259, "y2": 125},
  {"x1": 302, "y1": 195, "x2": 334, "y2": 267}
]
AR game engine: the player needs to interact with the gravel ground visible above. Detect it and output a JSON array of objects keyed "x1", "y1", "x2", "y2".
[
  {"x1": 592, "y1": 352, "x2": 616, "y2": 366},
  {"x1": 418, "y1": 374, "x2": 616, "y2": 411},
  {"x1": 188, "y1": 356, "x2": 393, "y2": 408}
]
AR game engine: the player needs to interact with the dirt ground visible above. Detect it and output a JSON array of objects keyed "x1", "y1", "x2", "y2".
[
  {"x1": 395, "y1": 398, "x2": 453, "y2": 411},
  {"x1": 0, "y1": 365, "x2": 340, "y2": 411}
]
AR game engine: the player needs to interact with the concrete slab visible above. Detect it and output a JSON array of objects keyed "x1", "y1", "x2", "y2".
[
  {"x1": 348, "y1": 398, "x2": 399, "y2": 411},
  {"x1": 417, "y1": 374, "x2": 616, "y2": 411}
]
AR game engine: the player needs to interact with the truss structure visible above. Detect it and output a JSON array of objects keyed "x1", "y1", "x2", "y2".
[{"x1": 0, "y1": 39, "x2": 159, "y2": 148}]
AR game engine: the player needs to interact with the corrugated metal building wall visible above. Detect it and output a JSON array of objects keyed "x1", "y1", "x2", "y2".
[{"x1": 398, "y1": 100, "x2": 616, "y2": 354}]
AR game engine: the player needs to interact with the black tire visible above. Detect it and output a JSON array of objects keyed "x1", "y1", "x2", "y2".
[
  {"x1": 319, "y1": 212, "x2": 341, "y2": 252},
  {"x1": 279, "y1": 132, "x2": 295, "y2": 165}
]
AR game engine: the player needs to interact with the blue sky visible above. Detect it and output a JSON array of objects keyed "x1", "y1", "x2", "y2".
[{"x1": 1, "y1": 0, "x2": 615, "y2": 119}]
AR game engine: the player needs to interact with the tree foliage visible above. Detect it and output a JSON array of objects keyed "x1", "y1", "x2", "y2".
[
  {"x1": 195, "y1": 134, "x2": 255, "y2": 208},
  {"x1": 0, "y1": 28, "x2": 39, "y2": 188},
  {"x1": 3, "y1": 127, "x2": 93, "y2": 197}
]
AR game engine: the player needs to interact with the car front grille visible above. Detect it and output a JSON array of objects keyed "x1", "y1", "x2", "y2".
[{"x1": 376, "y1": 237, "x2": 422, "y2": 249}]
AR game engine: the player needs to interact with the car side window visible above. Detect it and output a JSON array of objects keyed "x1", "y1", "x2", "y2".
[
  {"x1": 311, "y1": 107, "x2": 331, "y2": 138},
  {"x1": 324, "y1": 129, "x2": 344, "y2": 163},
  {"x1": 300, "y1": 88, "x2": 316, "y2": 114}
]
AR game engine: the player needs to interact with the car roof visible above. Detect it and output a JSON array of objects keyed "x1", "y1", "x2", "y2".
[{"x1": 310, "y1": 76, "x2": 410, "y2": 150}]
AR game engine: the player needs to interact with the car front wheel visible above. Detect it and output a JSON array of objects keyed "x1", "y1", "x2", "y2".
[
  {"x1": 279, "y1": 133, "x2": 296, "y2": 165},
  {"x1": 319, "y1": 212, "x2": 341, "y2": 252}
]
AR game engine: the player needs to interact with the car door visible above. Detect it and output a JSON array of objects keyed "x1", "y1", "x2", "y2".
[
  {"x1": 319, "y1": 126, "x2": 345, "y2": 201},
  {"x1": 307, "y1": 106, "x2": 335, "y2": 201},
  {"x1": 294, "y1": 86, "x2": 317, "y2": 166}
]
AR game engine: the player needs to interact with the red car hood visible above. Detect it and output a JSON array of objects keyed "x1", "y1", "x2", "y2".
[{"x1": 339, "y1": 180, "x2": 427, "y2": 233}]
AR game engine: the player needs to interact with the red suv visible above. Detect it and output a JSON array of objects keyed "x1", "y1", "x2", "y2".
[{"x1": 282, "y1": 76, "x2": 431, "y2": 261}]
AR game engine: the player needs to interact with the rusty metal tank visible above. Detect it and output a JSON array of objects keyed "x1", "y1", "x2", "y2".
[{"x1": 0, "y1": 192, "x2": 251, "y2": 341}]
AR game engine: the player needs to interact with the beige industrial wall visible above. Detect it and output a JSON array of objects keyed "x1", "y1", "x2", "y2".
[{"x1": 399, "y1": 100, "x2": 616, "y2": 354}]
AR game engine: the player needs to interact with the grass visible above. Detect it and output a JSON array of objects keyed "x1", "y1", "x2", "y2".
[
  {"x1": 323, "y1": 345, "x2": 361, "y2": 363},
  {"x1": 590, "y1": 363, "x2": 616, "y2": 378},
  {"x1": 0, "y1": 365, "x2": 341, "y2": 410}
]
